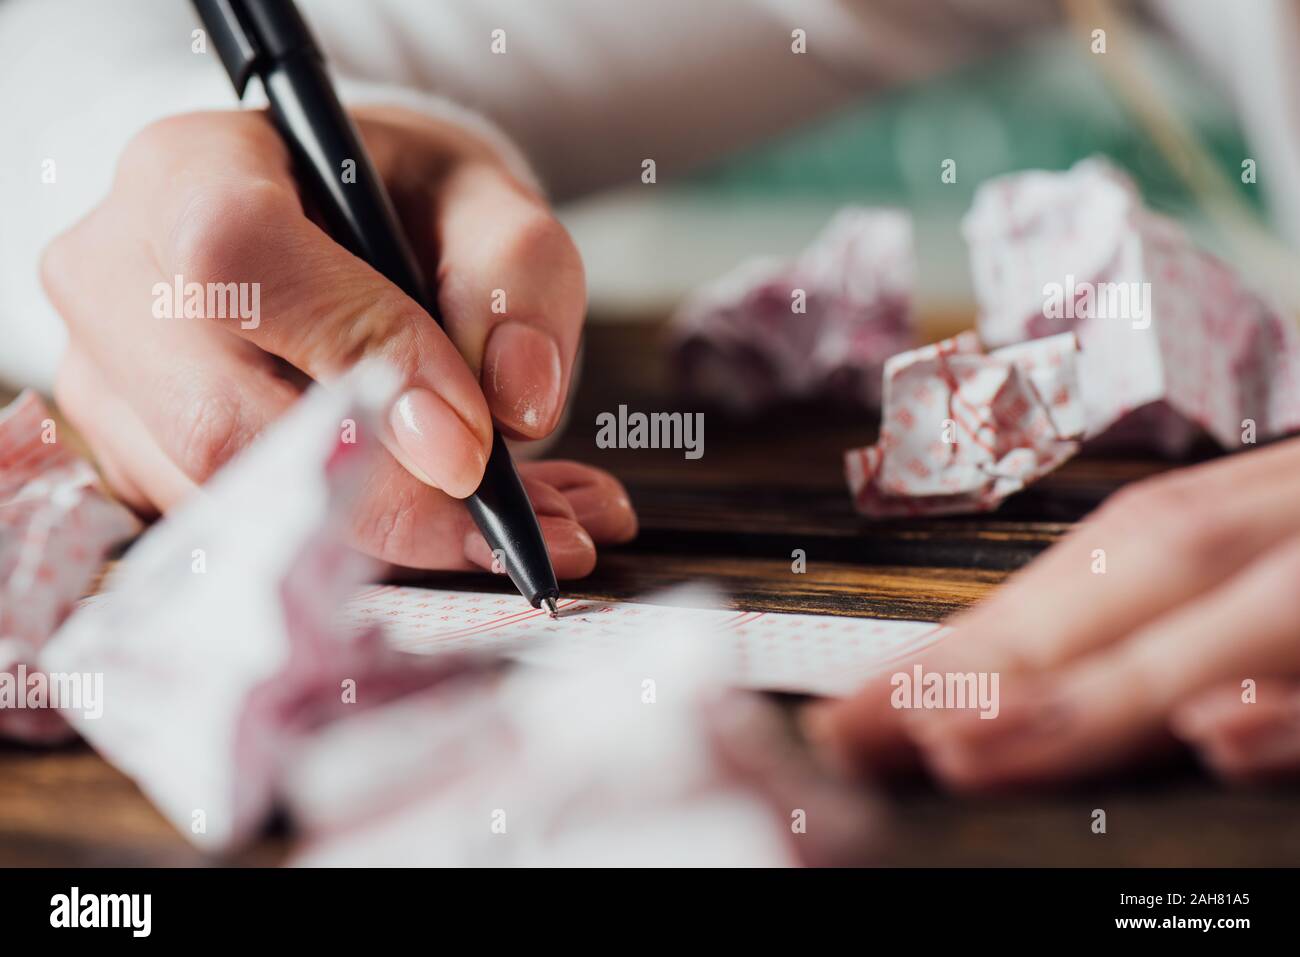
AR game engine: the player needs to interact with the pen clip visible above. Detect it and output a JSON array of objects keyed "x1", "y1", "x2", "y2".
[
  {"x1": 192, "y1": 0, "x2": 261, "y2": 97},
  {"x1": 194, "y1": 0, "x2": 325, "y2": 98}
]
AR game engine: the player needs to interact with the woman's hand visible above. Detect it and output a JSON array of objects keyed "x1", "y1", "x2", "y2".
[
  {"x1": 812, "y1": 437, "x2": 1300, "y2": 788},
  {"x1": 40, "y1": 106, "x2": 637, "y2": 576}
]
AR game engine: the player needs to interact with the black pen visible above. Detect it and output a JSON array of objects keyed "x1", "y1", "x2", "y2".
[{"x1": 191, "y1": 0, "x2": 561, "y2": 616}]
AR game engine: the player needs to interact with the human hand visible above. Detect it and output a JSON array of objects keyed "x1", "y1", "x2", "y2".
[
  {"x1": 41, "y1": 106, "x2": 637, "y2": 577},
  {"x1": 811, "y1": 437, "x2": 1300, "y2": 788}
]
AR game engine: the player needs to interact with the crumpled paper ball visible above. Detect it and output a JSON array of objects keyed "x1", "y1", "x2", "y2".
[
  {"x1": 966, "y1": 156, "x2": 1300, "y2": 455},
  {"x1": 672, "y1": 208, "x2": 915, "y2": 414},
  {"x1": 845, "y1": 332, "x2": 1083, "y2": 517}
]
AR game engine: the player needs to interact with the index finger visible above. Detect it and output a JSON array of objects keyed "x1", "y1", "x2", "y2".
[{"x1": 134, "y1": 116, "x2": 496, "y2": 498}]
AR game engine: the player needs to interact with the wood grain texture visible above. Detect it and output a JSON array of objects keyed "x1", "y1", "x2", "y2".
[{"x1": 2, "y1": 319, "x2": 1296, "y2": 866}]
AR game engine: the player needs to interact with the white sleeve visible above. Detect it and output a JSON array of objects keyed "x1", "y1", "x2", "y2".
[
  {"x1": 303, "y1": 0, "x2": 1060, "y2": 199},
  {"x1": 0, "y1": 0, "x2": 1057, "y2": 392},
  {"x1": 0, "y1": 0, "x2": 231, "y2": 392}
]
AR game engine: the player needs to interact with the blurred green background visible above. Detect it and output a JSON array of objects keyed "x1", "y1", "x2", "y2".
[{"x1": 561, "y1": 30, "x2": 1265, "y2": 323}]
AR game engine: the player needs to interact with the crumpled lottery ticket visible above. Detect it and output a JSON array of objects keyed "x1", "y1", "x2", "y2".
[
  {"x1": 40, "y1": 368, "x2": 864, "y2": 864},
  {"x1": 42, "y1": 363, "x2": 472, "y2": 851},
  {"x1": 0, "y1": 391, "x2": 139, "y2": 742},
  {"x1": 672, "y1": 208, "x2": 915, "y2": 413},
  {"x1": 288, "y1": 590, "x2": 878, "y2": 867},
  {"x1": 845, "y1": 331, "x2": 1084, "y2": 517},
  {"x1": 966, "y1": 156, "x2": 1300, "y2": 453}
]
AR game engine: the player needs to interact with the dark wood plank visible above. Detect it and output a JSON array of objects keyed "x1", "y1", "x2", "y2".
[
  {"x1": 404, "y1": 556, "x2": 1005, "y2": 621},
  {"x1": 874, "y1": 775, "x2": 1300, "y2": 867},
  {"x1": 5, "y1": 318, "x2": 1297, "y2": 867},
  {"x1": 0, "y1": 742, "x2": 286, "y2": 867}
]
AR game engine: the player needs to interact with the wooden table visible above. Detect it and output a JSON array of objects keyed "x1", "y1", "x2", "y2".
[{"x1": 3, "y1": 320, "x2": 1298, "y2": 866}]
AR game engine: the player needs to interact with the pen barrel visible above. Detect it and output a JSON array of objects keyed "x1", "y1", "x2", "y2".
[
  {"x1": 261, "y1": 56, "x2": 432, "y2": 310},
  {"x1": 465, "y1": 440, "x2": 561, "y2": 607},
  {"x1": 259, "y1": 55, "x2": 559, "y2": 607}
]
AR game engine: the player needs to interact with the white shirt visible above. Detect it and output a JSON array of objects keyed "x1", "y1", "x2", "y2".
[{"x1": 1, "y1": 0, "x2": 1296, "y2": 391}]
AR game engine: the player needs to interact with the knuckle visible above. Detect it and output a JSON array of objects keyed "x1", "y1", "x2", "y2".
[
  {"x1": 1279, "y1": 539, "x2": 1300, "y2": 576},
  {"x1": 40, "y1": 209, "x2": 110, "y2": 318},
  {"x1": 121, "y1": 111, "x2": 277, "y2": 173},
  {"x1": 118, "y1": 115, "x2": 198, "y2": 170},
  {"x1": 991, "y1": 635, "x2": 1055, "y2": 673},
  {"x1": 167, "y1": 177, "x2": 295, "y2": 284},
  {"x1": 566, "y1": 461, "x2": 626, "y2": 498},
  {"x1": 52, "y1": 357, "x2": 76, "y2": 407},
  {"x1": 507, "y1": 212, "x2": 575, "y2": 262},
  {"x1": 39, "y1": 230, "x2": 81, "y2": 313},
  {"x1": 352, "y1": 478, "x2": 424, "y2": 562},
  {"x1": 1096, "y1": 477, "x2": 1184, "y2": 532},
  {"x1": 231, "y1": 176, "x2": 300, "y2": 226},
  {"x1": 52, "y1": 356, "x2": 88, "y2": 426},
  {"x1": 1111, "y1": 648, "x2": 1171, "y2": 709},
  {"x1": 463, "y1": 211, "x2": 587, "y2": 339},
  {"x1": 309, "y1": 292, "x2": 416, "y2": 373},
  {"x1": 1256, "y1": 539, "x2": 1300, "y2": 597},
  {"x1": 167, "y1": 185, "x2": 245, "y2": 284},
  {"x1": 507, "y1": 213, "x2": 585, "y2": 291},
  {"x1": 1168, "y1": 507, "x2": 1239, "y2": 566},
  {"x1": 1098, "y1": 475, "x2": 1233, "y2": 563},
  {"x1": 166, "y1": 386, "x2": 256, "y2": 481}
]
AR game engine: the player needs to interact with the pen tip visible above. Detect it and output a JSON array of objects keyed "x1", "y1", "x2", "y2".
[{"x1": 543, "y1": 596, "x2": 559, "y2": 619}]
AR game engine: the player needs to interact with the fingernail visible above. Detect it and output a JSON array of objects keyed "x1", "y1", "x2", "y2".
[
  {"x1": 538, "y1": 517, "x2": 596, "y2": 578},
  {"x1": 465, "y1": 520, "x2": 596, "y2": 578},
  {"x1": 544, "y1": 518, "x2": 594, "y2": 562},
  {"x1": 565, "y1": 486, "x2": 638, "y2": 543},
  {"x1": 390, "y1": 388, "x2": 487, "y2": 498},
  {"x1": 462, "y1": 532, "x2": 500, "y2": 573},
  {"x1": 483, "y1": 321, "x2": 563, "y2": 437}
]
